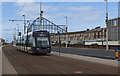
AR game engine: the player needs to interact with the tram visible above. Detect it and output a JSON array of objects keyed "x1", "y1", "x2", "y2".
[{"x1": 16, "y1": 31, "x2": 51, "y2": 54}]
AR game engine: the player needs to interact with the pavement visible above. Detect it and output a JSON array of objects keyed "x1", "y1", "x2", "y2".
[
  {"x1": 52, "y1": 47, "x2": 117, "y2": 60},
  {"x1": 2, "y1": 52, "x2": 17, "y2": 74},
  {"x1": 2, "y1": 45, "x2": 17, "y2": 74},
  {"x1": 68, "y1": 47, "x2": 115, "y2": 51},
  {"x1": 0, "y1": 46, "x2": 2, "y2": 76},
  {"x1": 2, "y1": 45, "x2": 118, "y2": 75},
  {"x1": 52, "y1": 51, "x2": 118, "y2": 67}
]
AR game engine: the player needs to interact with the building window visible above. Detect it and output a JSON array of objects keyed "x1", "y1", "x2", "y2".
[
  {"x1": 116, "y1": 27, "x2": 118, "y2": 32},
  {"x1": 119, "y1": 19, "x2": 120, "y2": 25},
  {"x1": 116, "y1": 34, "x2": 118, "y2": 40},
  {"x1": 119, "y1": 27, "x2": 120, "y2": 32},
  {"x1": 113, "y1": 34, "x2": 114, "y2": 38},
  {"x1": 119, "y1": 32, "x2": 120, "y2": 40},
  {"x1": 110, "y1": 21, "x2": 112, "y2": 26},
  {"x1": 113, "y1": 20, "x2": 118, "y2": 26}
]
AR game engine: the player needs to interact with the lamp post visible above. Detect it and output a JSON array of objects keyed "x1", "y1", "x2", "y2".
[
  {"x1": 105, "y1": 0, "x2": 109, "y2": 50},
  {"x1": 22, "y1": 15, "x2": 26, "y2": 34},
  {"x1": 65, "y1": 16, "x2": 68, "y2": 48},
  {"x1": 58, "y1": 31, "x2": 61, "y2": 55},
  {"x1": 17, "y1": 24, "x2": 19, "y2": 36},
  {"x1": 14, "y1": 28, "x2": 16, "y2": 46}
]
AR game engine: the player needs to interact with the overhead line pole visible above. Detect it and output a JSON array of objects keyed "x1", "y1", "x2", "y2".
[
  {"x1": 40, "y1": 0, "x2": 42, "y2": 30},
  {"x1": 17, "y1": 24, "x2": 19, "y2": 36},
  {"x1": 22, "y1": 15, "x2": 26, "y2": 34},
  {"x1": 65, "y1": 16, "x2": 68, "y2": 48},
  {"x1": 105, "y1": 0, "x2": 109, "y2": 50},
  {"x1": 14, "y1": 28, "x2": 16, "y2": 46}
]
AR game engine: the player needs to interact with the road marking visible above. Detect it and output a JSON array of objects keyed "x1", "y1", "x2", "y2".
[
  {"x1": 7, "y1": 51, "x2": 35, "y2": 73},
  {"x1": 74, "y1": 71, "x2": 83, "y2": 74},
  {"x1": 105, "y1": 56, "x2": 112, "y2": 57},
  {"x1": 55, "y1": 68, "x2": 69, "y2": 74}
]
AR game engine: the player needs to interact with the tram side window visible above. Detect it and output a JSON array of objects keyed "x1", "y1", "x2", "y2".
[
  {"x1": 27, "y1": 35, "x2": 33, "y2": 47},
  {"x1": 22, "y1": 37, "x2": 24, "y2": 46},
  {"x1": 24, "y1": 36, "x2": 25, "y2": 46}
]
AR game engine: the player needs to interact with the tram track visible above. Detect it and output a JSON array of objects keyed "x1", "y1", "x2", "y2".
[
  {"x1": 13, "y1": 50, "x2": 70, "y2": 74},
  {"x1": 2, "y1": 45, "x2": 118, "y2": 74},
  {"x1": 3, "y1": 46, "x2": 71, "y2": 74},
  {"x1": 3, "y1": 48, "x2": 37, "y2": 74}
]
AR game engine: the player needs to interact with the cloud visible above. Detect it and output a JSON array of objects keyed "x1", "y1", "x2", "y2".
[
  {"x1": 68, "y1": 6, "x2": 96, "y2": 12},
  {"x1": 14, "y1": 2, "x2": 62, "y2": 20},
  {"x1": 2, "y1": 0, "x2": 120, "y2": 2},
  {"x1": 0, "y1": 2, "x2": 2, "y2": 38},
  {"x1": 14, "y1": 2, "x2": 39, "y2": 19},
  {"x1": 44, "y1": 6, "x2": 104, "y2": 23},
  {"x1": 14, "y1": 2, "x2": 105, "y2": 32},
  {"x1": 42, "y1": 6, "x2": 105, "y2": 31},
  {"x1": 0, "y1": 23, "x2": 2, "y2": 38}
]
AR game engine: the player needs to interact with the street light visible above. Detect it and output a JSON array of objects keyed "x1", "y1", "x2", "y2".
[
  {"x1": 65, "y1": 16, "x2": 68, "y2": 48},
  {"x1": 14, "y1": 28, "x2": 16, "y2": 46},
  {"x1": 17, "y1": 24, "x2": 19, "y2": 36},
  {"x1": 22, "y1": 15, "x2": 26, "y2": 34}
]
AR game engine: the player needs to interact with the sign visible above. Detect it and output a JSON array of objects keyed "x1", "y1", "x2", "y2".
[
  {"x1": 115, "y1": 49, "x2": 119, "y2": 58},
  {"x1": 115, "y1": 49, "x2": 119, "y2": 52},
  {"x1": 39, "y1": 34, "x2": 48, "y2": 36}
]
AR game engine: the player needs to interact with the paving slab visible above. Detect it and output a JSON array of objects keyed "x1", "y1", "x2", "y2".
[
  {"x1": 2, "y1": 46, "x2": 17, "y2": 74},
  {"x1": 0, "y1": 46, "x2": 2, "y2": 76},
  {"x1": 52, "y1": 51, "x2": 118, "y2": 67}
]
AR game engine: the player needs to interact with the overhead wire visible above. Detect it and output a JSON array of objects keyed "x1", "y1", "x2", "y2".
[
  {"x1": 45, "y1": 1, "x2": 62, "y2": 13},
  {"x1": 5, "y1": 1, "x2": 63, "y2": 41},
  {"x1": 9, "y1": 1, "x2": 62, "y2": 33},
  {"x1": 13, "y1": 2, "x2": 27, "y2": 19}
]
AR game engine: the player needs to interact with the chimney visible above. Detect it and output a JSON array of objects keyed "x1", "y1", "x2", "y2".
[
  {"x1": 87, "y1": 29, "x2": 89, "y2": 31},
  {"x1": 95, "y1": 26, "x2": 100, "y2": 29}
]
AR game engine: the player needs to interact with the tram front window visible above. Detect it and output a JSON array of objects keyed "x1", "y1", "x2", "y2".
[{"x1": 37, "y1": 37, "x2": 49, "y2": 48}]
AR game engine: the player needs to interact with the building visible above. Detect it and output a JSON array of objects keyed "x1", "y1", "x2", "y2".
[
  {"x1": 51, "y1": 26, "x2": 106, "y2": 45},
  {"x1": 108, "y1": 17, "x2": 120, "y2": 41},
  {"x1": 0, "y1": 38, "x2": 5, "y2": 45}
]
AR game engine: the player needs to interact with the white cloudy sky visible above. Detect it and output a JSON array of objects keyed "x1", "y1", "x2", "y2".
[
  {"x1": 2, "y1": 0, "x2": 120, "y2": 2},
  {"x1": 0, "y1": 2, "x2": 2, "y2": 38},
  {"x1": 1, "y1": 1, "x2": 119, "y2": 42}
]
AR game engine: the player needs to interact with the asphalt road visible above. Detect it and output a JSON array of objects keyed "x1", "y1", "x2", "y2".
[
  {"x1": 2, "y1": 45, "x2": 118, "y2": 75},
  {"x1": 52, "y1": 47, "x2": 116, "y2": 59}
]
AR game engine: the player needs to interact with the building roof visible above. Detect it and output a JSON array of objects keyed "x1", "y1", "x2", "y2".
[
  {"x1": 51, "y1": 27, "x2": 106, "y2": 36},
  {"x1": 109, "y1": 17, "x2": 120, "y2": 21}
]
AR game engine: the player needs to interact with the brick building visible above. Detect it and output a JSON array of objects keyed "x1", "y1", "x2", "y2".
[
  {"x1": 108, "y1": 17, "x2": 120, "y2": 41},
  {"x1": 0, "y1": 38, "x2": 5, "y2": 45},
  {"x1": 51, "y1": 26, "x2": 106, "y2": 45}
]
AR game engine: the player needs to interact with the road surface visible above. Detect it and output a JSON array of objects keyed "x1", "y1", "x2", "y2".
[
  {"x1": 52, "y1": 47, "x2": 115, "y2": 59},
  {"x1": 2, "y1": 45, "x2": 118, "y2": 75}
]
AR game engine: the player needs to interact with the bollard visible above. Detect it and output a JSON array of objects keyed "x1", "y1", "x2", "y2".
[{"x1": 115, "y1": 49, "x2": 119, "y2": 59}]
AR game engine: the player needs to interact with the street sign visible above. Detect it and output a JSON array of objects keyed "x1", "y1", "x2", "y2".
[
  {"x1": 115, "y1": 49, "x2": 119, "y2": 52},
  {"x1": 115, "y1": 49, "x2": 119, "y2": 59}
]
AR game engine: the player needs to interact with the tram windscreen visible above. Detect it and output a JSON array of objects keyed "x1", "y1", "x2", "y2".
[{"x1": 37, "y1": 37, "x2": 49, "y2": 48}]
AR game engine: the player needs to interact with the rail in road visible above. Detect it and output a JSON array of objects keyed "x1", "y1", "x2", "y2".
[
  {"x1": 2, "y1": 45, "x2": 118, "y2": 75},
  {"x1": 52, "y1": 47, "x2": 116, "y2": 60}
]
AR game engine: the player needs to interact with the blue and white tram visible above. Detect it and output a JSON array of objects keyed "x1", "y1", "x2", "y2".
[{"x1": 16, "y1": 31, "x2": 51, "y2": 54}]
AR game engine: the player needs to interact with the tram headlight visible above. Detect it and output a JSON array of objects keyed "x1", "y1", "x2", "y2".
[{"x1": 37, "y1": 48, "x2": 40, "y2": 50}]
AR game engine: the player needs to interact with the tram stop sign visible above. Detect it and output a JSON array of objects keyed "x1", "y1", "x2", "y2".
[
  {"x1": 115, "y1": 49, "x2": 119, "y2": 52},
  {"x1": 115, "y1": 49, "x2": 119, "y2": 58}
]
